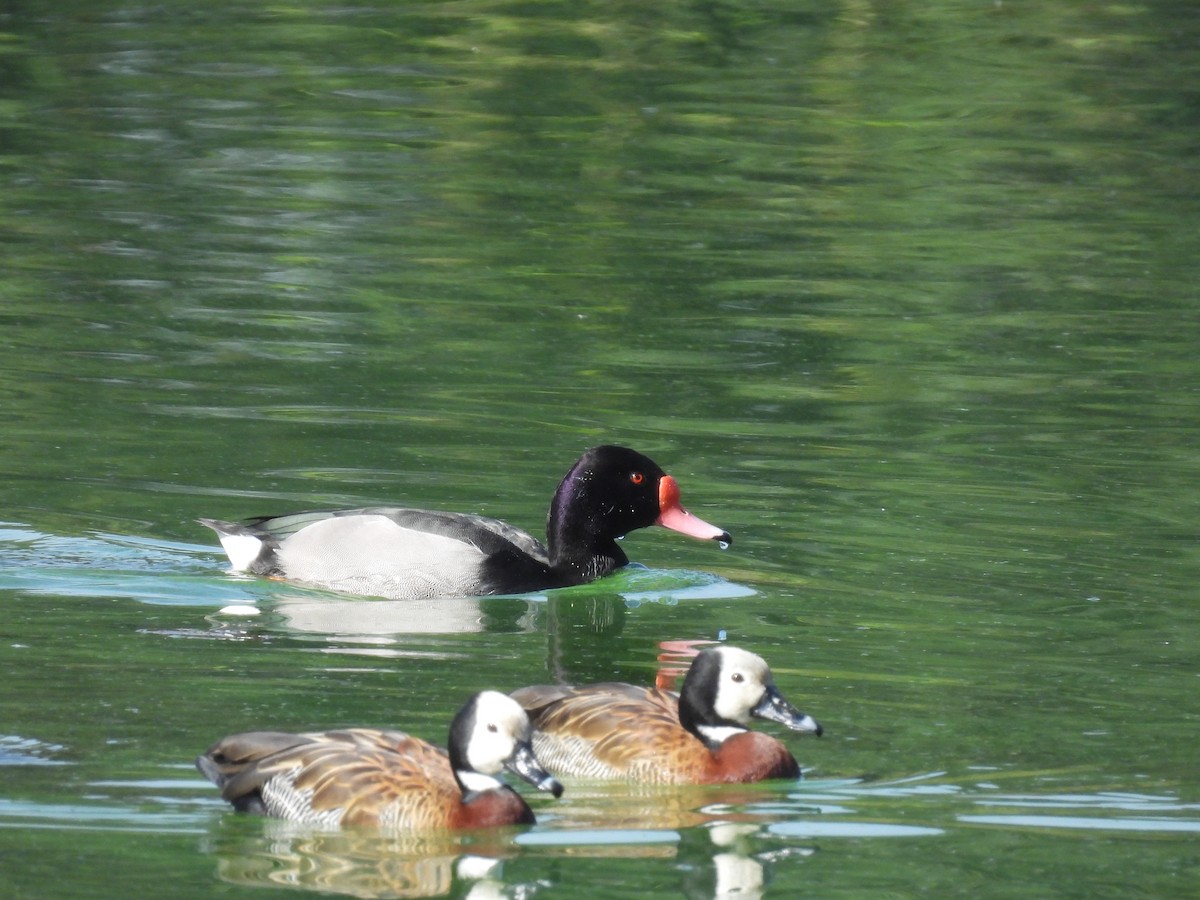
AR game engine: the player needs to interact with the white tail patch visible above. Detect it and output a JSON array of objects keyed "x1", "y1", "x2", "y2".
[{"x1": 217, "y1": 532, "x2": 267, "y2": 571}]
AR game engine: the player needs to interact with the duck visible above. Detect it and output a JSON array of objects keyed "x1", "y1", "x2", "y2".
[
  {"x1": 510, "y1": 645, "x2": 822, "y2": 785},
  {"x1": 195, "y1": 690, "x2": 564, "y2": 831},
  {"x1": 200, "y1": 445, "x2": 731, "y2": 600}
]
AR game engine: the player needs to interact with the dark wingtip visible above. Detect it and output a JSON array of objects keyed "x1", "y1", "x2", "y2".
[{"x1": 195, "y1": 753, "x2": 221, "y2": 787}]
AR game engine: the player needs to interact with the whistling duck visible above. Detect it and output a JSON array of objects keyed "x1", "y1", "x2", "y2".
[
  {"x1": 511, "y1": 646, "x2": 821, "y2": 784},
  {"x1": 196, "y1": 691, "x2": 563, "y2": 830}
]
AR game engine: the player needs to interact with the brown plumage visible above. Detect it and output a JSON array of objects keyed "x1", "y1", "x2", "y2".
[
  {"x1": 196, "y1": 692, "x2": 563, "y2": 831},
  {"x1": 512, "y1": 646, "x2": 822, "y2": 785}
]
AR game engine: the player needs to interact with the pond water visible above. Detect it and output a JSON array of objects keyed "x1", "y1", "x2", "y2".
[{"x1": 2, "y1": 1, "x2": 1199, "y2": 897}]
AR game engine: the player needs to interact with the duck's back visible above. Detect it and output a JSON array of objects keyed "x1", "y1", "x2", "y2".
[
  {"x1": 512, "y1": 684, "x2": 706, "y2": 784},
  {"x1": 512, "y1": 683, "x2": 801, "y2": 784},
  {"x1": 199, "y1": 729, "x2": 443, "y2": 828},
  {"x1": 198, "y1": 727, "x2": 534, "y2": 830}
]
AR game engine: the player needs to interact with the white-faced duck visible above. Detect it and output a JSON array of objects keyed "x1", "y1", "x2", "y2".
[
  {"x1": 511, "y1": 646, "x2": 821, "y2": 785},
  {"x1": 196, "y1": 691, "x2": 563, "y2": 831}
]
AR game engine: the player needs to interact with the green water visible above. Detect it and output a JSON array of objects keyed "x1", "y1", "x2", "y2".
[{"x1": 2, "y1": 1, "x2": 1199, "y2": 897}]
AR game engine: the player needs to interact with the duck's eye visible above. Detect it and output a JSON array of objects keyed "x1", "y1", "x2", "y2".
[
  {"x1": 487, "y1": 723, "x2": 498, "y2": 733},
  {"x1": 630, "y1": 472, "x2": 644, "y2": 485},
  {"x1": 732, "y1": 673, "x2": 744, "y2": 683}
]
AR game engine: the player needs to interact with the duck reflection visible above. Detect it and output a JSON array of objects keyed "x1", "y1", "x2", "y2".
[
  {"x1": 517, "y1": 795, "x2": 813, "y2": 900},
  {"x1": 203, "y1": 815, "x2": 802, "y2": 900},
  {"x1": 203, "y1": 821, "x2": 533, "y2": 899},
  {"x1": 205, "y1": 568, "x2": 750, "y2": 643},
  {"x1": 543, "y1": 780, "x2": 806, "y2": 832},
  {"x1": 680, "y1": 822, "x2": 815, "y2": 900},
  {"x1": 260, "y1": 593, "x2": 543, "y2": 636},
  {"x1": 201, "y1": 781, "x2": 818, "y2": 900},
  {"x1": 543, "y1": 593, "x2": 628, "y2": 683}
]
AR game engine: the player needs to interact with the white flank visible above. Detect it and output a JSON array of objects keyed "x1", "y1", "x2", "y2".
[{"x1": 276, "y1": 516, "x2": 488, "y2": 599}]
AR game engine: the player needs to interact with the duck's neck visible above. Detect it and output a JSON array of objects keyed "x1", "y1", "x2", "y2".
[
  {"x1": 678, "y1": 685, "x2": 748, "y2": 752},
  {"x1": 547, "y1": 524, "x2": 628, "y2": 583},
  {"x1": 545, "y1": 467, "x2": 629, "y2": 583},
  {"x1": 455, "y1": 769, "x2": 505, "y2": 797}
]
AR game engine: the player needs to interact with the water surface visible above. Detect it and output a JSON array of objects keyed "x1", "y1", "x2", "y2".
[{"x1": 1, "y1": 1, "x2": 1198, "y2": 897}]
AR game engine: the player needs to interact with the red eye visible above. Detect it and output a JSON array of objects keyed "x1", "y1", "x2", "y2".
[{"x1": 630, "y1": 472, "x2": 644, "y2": 485}]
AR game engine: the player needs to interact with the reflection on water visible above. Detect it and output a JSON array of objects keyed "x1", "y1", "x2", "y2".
[
  {"x1": 266, "y1": 594, "x2": 541, "y2": 636},
  {"x1": 205, "y1": 774, "x2": 1186, "y2": 900},
  {"x1": 958, "y1": 814, "x2": 1200, "y2": 833},
  {"x1": 204, "y1": 822, "x2": 529, "y2": 899},
  {"x1": 0, "y1": 523, "x2": 753, "y2": 641},
  {"x1": 0, "y1": 735, "x2": 70, "y2": 767},
  {"x1": 254, "y1": 569, "x2": 754, "y2": 638},
  {"x1": 201, "y1": 805, "x2": 801, "y2": 899},
  {"x1": 957, "y1": 789, "x2": 1200, "y2": 834},
  {"x1": 0, "y1": 0, "x2": 1196, "y2": 895},
  {"x1": 0, "y1": 795, "x2": 208, "y2": 833},
  {"x1": 786, "y1": 774, "x2": 1200, "y2": 837},
  {"x1": 1, "y1": 754, "x2": 1195, "y2": 899},
  {"x1": 0, "y1": 523, "x2": 229, "y2": 604}
]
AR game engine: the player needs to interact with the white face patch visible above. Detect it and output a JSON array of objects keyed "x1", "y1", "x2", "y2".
[
  {"x1": 709, "y1": 646, "x2": 773, "y2": 725},
  {"x1": 463, "y1": 691, "x2": 532, "y2": 775}
]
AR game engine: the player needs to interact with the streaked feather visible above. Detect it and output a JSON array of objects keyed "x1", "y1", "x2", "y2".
[{"x1": 198, "y1": 728, "x2": 524, "y2": 831}]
